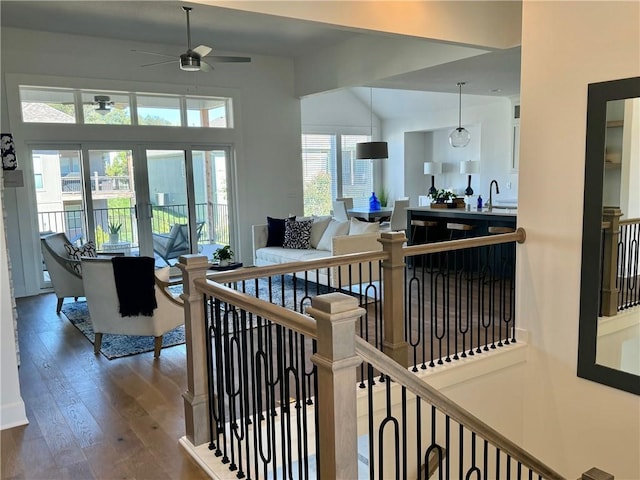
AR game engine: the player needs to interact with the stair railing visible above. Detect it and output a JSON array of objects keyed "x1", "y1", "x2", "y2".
[
  {"x1": 176, "y1": 225, "x2": 571, "y2": 479},
  {"x1": 180, "y1": 271, "x2": 565, "y2": 479},
  {"x1": 600, "y1": 209, "x2": 640, "y2": 315}
]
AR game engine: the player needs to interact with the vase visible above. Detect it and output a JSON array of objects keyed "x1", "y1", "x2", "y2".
[
  {"x1": 369, "y1": 192, "x2": 381, "y2": 211},
  {"x1": 219, "y1": 259, "x2": 229, "y2": 267},
  {"x1": 109, "y1": 233, "x2": 119, "y2": 244}
]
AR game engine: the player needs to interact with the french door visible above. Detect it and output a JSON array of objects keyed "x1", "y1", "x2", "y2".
[{"x1": 33, "y1": 144, "x2": 234, "y2": 286}]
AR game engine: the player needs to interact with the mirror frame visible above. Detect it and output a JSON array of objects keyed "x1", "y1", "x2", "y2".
[{"x1": 577, "y1": 76, "x2": 640, "y2": 395}]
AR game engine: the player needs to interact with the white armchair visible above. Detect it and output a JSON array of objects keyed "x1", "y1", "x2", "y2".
[
  {"x1": 41, "y1": 232, "x2": 84, "y2": 313},
  {"x1": 81, "y1": 257, "x2": 184, "y2": 357}
]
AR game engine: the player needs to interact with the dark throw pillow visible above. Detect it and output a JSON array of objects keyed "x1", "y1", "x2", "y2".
[
  {"x1": 266, "y1": 216, "x2": 294, "y2": 247},
  {"x1": 283, "y1": 218, "x2": 313, "y2": 249}
]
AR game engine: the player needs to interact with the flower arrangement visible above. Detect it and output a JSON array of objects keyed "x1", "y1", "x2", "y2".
[
  {"x1": 213, "y1": 245, "x2": 234, "y2": 265},
  {"x1": 429, "y1": 188, "x2": 457, "y2": 203}
]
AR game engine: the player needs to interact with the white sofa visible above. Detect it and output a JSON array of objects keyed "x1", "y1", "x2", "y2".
[{"x1": 252, "y1": 220, "x2": 383, "y2": 287}]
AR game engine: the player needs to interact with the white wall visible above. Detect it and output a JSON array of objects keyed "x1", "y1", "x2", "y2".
[
  {"x1": 518, "y1": 1, "x2": 640, "y2": 478},
  {"x1": 385, "y1": 95, "x2": 515, "y2": 205},
  {"x1": 1, "y1": 27, "x2": 304, "y2": 296},
  {"x1": 301, "y1": 88, "x2": 380, "y2": 136}
]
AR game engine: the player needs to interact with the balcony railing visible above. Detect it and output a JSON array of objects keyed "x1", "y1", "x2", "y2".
[{"x1": 37, "y1": 202, "x2": 230, "y2": 249}]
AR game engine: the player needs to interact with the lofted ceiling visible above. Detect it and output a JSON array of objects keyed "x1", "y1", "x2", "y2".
[{"x1": 1, "y1": 1, "x2": 521, "y2": 114}]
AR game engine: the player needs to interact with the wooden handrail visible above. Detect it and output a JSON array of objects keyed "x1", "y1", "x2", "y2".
[
  {"x1": 619, "y1": 216, "x2": 640, "y2": 226},
  {"x1": 205, "y1": 250, "x2": 387, "y2": 284},
  {"x1": 603, "y1": 217, "x2": 640, "y2": 229},
  {"x1": 354, "y1": 337, "x2": 566, "y2": 480},
  {"x1": 406, "y1": 227, "x2": 526, "y2": 257},
  {"x1": 193, "y1": 277, "x2": 318, "y2": 339},
  {"x1": 200, "y1": 228, "x2": 525, "y2": 285}
]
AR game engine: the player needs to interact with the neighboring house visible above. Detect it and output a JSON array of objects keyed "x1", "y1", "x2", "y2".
[{"x1": 1, "y1": 2, "x2": 638, "y2": 478}]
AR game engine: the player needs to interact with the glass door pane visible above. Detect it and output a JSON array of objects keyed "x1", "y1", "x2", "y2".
[
  {"x1": 32, "y1": 147, "x2": 84, "y2": 285},
  {"x1": 192, "y1": 149, "x2": 232, "y2": 259},
  {"x1": 87, "y1": 149, "x2": 136, "y2": 255},
  {"x1": 146, "y1": 149, "x2": 190, "y2": 266}
]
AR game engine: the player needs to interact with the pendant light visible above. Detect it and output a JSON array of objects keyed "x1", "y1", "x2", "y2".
[
  {"x1": 449, "y1": 82, "x2": 471, "y2": 148},
  {"x1": 356, "y1": 88, "x2": 388, "y2": 159}
]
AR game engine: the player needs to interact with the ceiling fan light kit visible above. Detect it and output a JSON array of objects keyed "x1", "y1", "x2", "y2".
[
  {"x1": 180, "y1": 53, "x2": 201, "y2": 71},
  {"x1": 94, "y1": 95, "x2": 113, "y2": 115},
  {"x1": 449, "y1": 82, "x2": 471, "y2": 148}
]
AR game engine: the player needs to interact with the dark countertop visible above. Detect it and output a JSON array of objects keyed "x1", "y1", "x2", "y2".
[{"x1": 408, "y1": 206, "x2": 517, "y2": 220}]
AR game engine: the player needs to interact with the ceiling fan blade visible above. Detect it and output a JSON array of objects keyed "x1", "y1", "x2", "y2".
[
  {"x1": 140, "y1": 59, "x2": 176, "y2": 68},
  {"x1": 208, "y1": 56, "x2": 252, "y2": 63},
  {"x1": 193, "y1": 45, "x2": 212, "y2": 58},
  {"x1": 200, "y1": 61, "x2": 213, "y2": 72},
  {"x1": 130, "y1": 49, "x2": 174, "y2": 59}
]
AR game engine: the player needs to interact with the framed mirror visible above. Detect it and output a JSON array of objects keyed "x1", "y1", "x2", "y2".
[{"x1": 578, "y1": 76, "x2": 640, "y2": 395}]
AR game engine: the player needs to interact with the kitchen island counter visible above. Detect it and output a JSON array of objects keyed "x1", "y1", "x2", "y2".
[{"x1": 407, "y1": 206, "x2": 517, "y2": 244}]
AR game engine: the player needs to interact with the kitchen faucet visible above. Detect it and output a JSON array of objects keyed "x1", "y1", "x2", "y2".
[{"x1": 488, "y1": 180, "x2": 500, "y2": 209}]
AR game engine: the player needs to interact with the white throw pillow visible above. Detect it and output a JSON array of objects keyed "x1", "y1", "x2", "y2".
[
  {"x1": 316, "y1": 219, "x2": 349, "y2": 251},
  {"x1": 310, "y1": 215, "x2": 332, "y2": 249},
  {"x1": 349, "y1": 217, "x2": 380, "y2": 235}
]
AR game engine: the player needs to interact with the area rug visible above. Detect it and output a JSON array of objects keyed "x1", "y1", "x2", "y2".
[{"x1": 61, "y1": 301, "x2": 185, "y2": 360}]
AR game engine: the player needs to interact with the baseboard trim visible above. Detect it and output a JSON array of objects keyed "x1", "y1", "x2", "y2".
[{"x1": 0, "y1": 400, "x2": 28, "y2": 431}]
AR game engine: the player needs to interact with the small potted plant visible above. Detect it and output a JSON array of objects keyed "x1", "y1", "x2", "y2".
[
  {"x1": 213, "y1": 245, "x2": 234, "y2": 266},
  {"x1": 378, "y1": 186, "x2": 389, "y2": 208},
  {"x1": 431, "y1": 189, "x2": 456, "y2": 204},
  {"x1": 108, "y1": 222, "x2": 122, "y2": 244}
]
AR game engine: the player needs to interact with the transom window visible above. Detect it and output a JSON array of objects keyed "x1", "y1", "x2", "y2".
[{"x1": 18, "y1": 86, "x2": 233, "y2": 128}]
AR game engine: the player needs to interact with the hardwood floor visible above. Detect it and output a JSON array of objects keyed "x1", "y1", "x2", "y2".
[{"x1": 1, "y1": 293, "x2": 209, "y2": 480}]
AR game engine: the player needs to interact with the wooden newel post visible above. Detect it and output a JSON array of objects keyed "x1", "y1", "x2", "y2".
[
  {"x1": 601, "y1": 207, "x2": 622, "y2": 317},
  {"x1": 308, "y1": 293, "x2": 365, "y2": 480},
  {"x1": 379, "y1": 231, "x2": 409, "y2": 367},
  {"x1": 177, "y1": 254, "x2": 211, "y2": 446}
]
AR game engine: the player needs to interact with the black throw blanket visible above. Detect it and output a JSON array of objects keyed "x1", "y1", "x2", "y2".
[{"x1": 111, "y1": 256, "x2": 158, "y2": 317}]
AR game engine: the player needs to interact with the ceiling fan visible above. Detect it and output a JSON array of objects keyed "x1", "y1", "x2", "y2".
[
  {"x1": 131, "y1": 6, "x2": 251, "y2": 72},
  {"x1": 93, "y1": 95, "x2": 114, "y2": 115}
]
